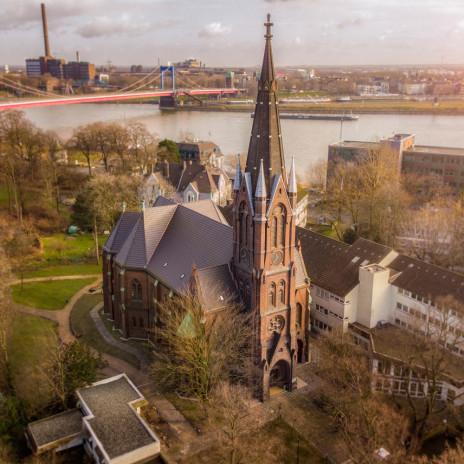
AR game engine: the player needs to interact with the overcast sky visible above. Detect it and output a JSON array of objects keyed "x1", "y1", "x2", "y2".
[{"x1": 1, "y1": 0, "x2": 464, "y2": 68}]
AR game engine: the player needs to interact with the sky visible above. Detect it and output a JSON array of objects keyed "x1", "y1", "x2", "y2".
[{"x1": 1, "y1": 0, "x2": 464, "y2": 68}]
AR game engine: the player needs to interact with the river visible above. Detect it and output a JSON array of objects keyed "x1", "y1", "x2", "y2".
[{"x1": 22, "y1": 104, "x2": 464, "y2": 171}]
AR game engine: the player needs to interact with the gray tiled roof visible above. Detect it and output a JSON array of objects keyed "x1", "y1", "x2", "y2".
[
  {"x1": 153, "y1": 196, "x2": 176, "y2": 207},
  {"x1": 146, "y1": 204, "x2": 233, "y2": 293},
  {"x1": 196, "y1": 264, "x2": 240, "y2": 311},
  {"x1": 183, "y1": 200, "x2": 229, "y2": 225},
  {"x1": 103, "y1": 211, "x2": 140, "y2": 253},
  {"x1": 78, "y1": 377, "x2": 155, "y2": 460},
  {"x1": 389, "y1": 254, "x2": 464, "y2": 305},
  {"x1": 297, "y1": 227, "x2": 392, "y2": 297}
]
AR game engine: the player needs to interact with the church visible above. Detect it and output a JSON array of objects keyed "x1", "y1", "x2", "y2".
[{"x1": 102, "y1": 15, "x2": 311, "y2": 400}]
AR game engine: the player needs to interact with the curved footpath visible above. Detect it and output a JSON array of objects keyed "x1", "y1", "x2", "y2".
[{"x1": 14, "y1": 275, "x2": 102, "y2": 344}]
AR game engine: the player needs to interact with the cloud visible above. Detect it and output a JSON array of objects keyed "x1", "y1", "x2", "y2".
[
  {"x1": 199, "y1": 22, "x2": 232, "y2": 38},
  {"x1": 336, "y1": 13, "x2": 373, "y2": 30},
  {"x1": 77, "y1": 14, "x2": 149, "y2": 38}
]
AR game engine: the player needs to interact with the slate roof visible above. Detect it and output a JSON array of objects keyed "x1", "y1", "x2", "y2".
[
  {"x1": 195, "y1": 264, "x2": 241, "y2": 311},
  {"x1": 146, "y1": 204, "x2": 233, "y2": 293},
  {"x1": 389, "y1": 253, "x2": 464, "y2": 305},
  {"x1": 154, "y1": 163, "x2": 184, "y2": 189},
  {"x1": 78, "y1": 376, "x2": 157, "y2": 460},
  {"x1": 177, "y1": 141, "x2": 222, "y2": 158},
  {"x1": 103, "y1": 211, "x2": 140, "y2": 254},
  {"x1": 111, "y1": 199, "x2": 233, "y2": 294},
  {"x1": 297, "y1": 227, "x2": 393, "y2": 297}
]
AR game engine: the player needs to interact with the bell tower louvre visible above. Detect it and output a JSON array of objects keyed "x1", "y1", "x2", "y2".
[{"x1": 232, "y1": 15, "x2": 310, "y2": 401}]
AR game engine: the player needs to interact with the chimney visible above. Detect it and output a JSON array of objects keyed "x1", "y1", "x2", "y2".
[
  {"x1": 165, "y1": 163, "x2": 170, "y2": 178},
  {"x1": 76, "y1": 51, "x2": 80, "y2": 63},
  {"x1": 41, "y1": 3, "x2": 51, "y2": 57},
  {"x1": 183, "y1": 160, "x2": 187, "y2": 170}
]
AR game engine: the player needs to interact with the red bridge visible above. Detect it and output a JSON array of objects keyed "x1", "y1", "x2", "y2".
[{"x1": 0, "y1": 89, "x2": 238, "y2": 111}]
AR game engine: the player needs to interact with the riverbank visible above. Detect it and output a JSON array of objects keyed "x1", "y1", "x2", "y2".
[{"x1": 169, "y1": 99, "x2": 464, "y2": 116}]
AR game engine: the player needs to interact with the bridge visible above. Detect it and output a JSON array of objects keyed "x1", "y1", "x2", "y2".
[
  {"x1": 0, "y1": 89, "x2": 237, "y2": 111},
  {"x1": 0, "y1": 65, "x2": 239, "y2": 111}
]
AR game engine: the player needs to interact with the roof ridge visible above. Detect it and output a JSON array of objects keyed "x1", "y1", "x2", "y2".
[{"x1": 178, "y1": 201, "x2": 232, "y2": 230}]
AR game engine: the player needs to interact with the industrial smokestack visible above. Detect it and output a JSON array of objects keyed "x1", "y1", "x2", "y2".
[
  {"x1": 76, "y1": 51, "x2": 80, "y2": 63},
  {"x1": 41, "y1": 3, "x2": 51, "y2": 57}
]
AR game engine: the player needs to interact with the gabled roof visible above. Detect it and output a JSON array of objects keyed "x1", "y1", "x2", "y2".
[
  {"x1": 103, "y1": 211, "x2": 140, "y2": 254},
  {"x1": 183, "y1": 200, "x2": 229, "y2": 225},
  {"x1": 389, "y1": 254, "x2": 464, "y2": 305},
  {"x1": 195, "y1": 264, "x2": 240, "y2": 312},
  {"x1": 297, "y1": 228, "x2": 393, "y2": 297},
  {"x1": 114, "y1": 205, "x2": 177, "y2": 269},
  {"x1": 146, "y1": 205, "x2": 232, "y2": 293}
]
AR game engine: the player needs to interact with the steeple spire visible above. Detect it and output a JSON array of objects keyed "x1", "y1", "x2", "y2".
[
  {"x1": 255, "y1": 159, "x2": 267, "y2": 199},
  {"x1": 245, "y1": 14, "x2": 287, "y2": 196}
]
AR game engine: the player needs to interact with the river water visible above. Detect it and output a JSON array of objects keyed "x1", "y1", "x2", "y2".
[{"x1": 22, "y1": 104, "x2": 464, "y2": 171}]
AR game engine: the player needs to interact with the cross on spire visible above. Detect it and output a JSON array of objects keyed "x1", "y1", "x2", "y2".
[{"x1": 264, "y1": 13, "x2": 273, "y2": 40}]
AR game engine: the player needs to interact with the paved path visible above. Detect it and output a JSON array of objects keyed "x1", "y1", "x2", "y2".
[
  {"x1": 10, "y1": 274, "x2": 101, "y2": 285},
  {"x1": 90, "y1": 304, "x2": 151, "y2": 373},
  {"x1": 14, "y1": 276, "x2": 102, "y2": 344}
]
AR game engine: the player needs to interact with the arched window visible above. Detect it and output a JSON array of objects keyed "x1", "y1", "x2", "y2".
[
  {"x1": 245, "y1": 281, "x2": 251, "y2": 308},
  {"x1": 239, "y1": 279, "x2": 244, "y2": 300},
  {"x1": 131, "y1": 279, "x2": 142, "y2": 304},
  {"x1": 296, "y1": 303, "x2": 302, "y2": 327},
  {"x1": 240, "y1": 203, "x2": 248, "y2": 246},
  {"x1": 269, "y1": 283, "x2": 276, "y2": 307},
  {"x1": 271, "y1": 205, "x2": 286, "y2": 249},
  {"x1": 278, "y1": 281, "x2": 285, "y2": 304}
]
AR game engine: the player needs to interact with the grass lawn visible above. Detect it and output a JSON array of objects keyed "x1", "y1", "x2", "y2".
[
  {"x1": 8, "y1": 313, "x2": 58, "y2": 406},
  {"x1": 23, "y1": 264, "x2": 102, "y2": 278},
  {"x1": 98, "y1": 307, "x2": 154, "y2": 362},
  {"x1": 40, "y1": 233, "x2": 107, "y2": 262},
  {"x1": 11, "y1": 278, "x2": 97, "y2": 310},
  {"x1": 71, "y1": 293, "x2": 140, "y2": 369}
]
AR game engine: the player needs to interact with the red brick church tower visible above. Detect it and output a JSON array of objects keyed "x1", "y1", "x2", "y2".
[{"x1": 232, "y1": 15, "x2": 310, "y2": 400}]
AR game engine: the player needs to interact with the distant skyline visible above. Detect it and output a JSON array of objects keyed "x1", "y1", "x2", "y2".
[{"x1": 1, "y1": 0, "x2": 464, "y2": 68}]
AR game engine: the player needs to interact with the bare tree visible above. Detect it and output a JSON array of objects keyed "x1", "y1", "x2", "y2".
[
  {"x1": 314, "y1": 330, "x2": 409, "y2": 463},
  {"x1": 209, "y1": 381, "x2": 253, "y2": 464},
  {"x1": 301, "y1": 158, "x2": 327, "y2": 190},
  {"x1": 151, "y1": 295, "x2": 252, "y2": 403},
  {"x1": 90, "y1": 122, "x2": 112, "y2": 172},
  {"x1": 4, "y1": 231, "x2": 35, "y2": 291},
  {"x1": 108, "y1": 123, "x2": 130, "y2": 173},
  {"x1": 71, "y1": 125, "x2": 96, "y2": 175},
  {"x1": 127, "y1": 121, "x2": 158, "y2": 173}
]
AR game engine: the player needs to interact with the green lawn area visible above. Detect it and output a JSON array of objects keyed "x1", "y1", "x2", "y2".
[
  {"x1": 40, "y1": 233, "x2": 107, "y2": 262},
  {"x1": 8, "y1": 313, "x2": 58, "y2": 406},
  {"x1": 71, "y1": 294, "x2": 140, "y2": 369},
  {"x1": 23, "y1": 264, "x2": 102, "y2": 278},
  {"x1": 11, "y1": 278, "x2": 97, "y2": 310}
]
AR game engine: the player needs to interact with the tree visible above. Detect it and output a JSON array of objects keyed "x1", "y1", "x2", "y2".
[
  {"x1": 72, "y1": 174, "x2": 140, "y2": 264},
  {"x1": 107, "y1": 123, "x2": 130, "y2": 173},
  {"x1": 209, "y1": 381, "x2": 253, "y2": 464},
  {"x1": 301, "y1": 158, "x2": 327, "y2": 191},
  {"x1": 150, "y1": 295, "x2": 252, "y2": 402},
  {"x1": 5, "y1": 231, "x2": 35, "y2": 291},
  {"x1": 378, "y1": 296, "x2": 464, "y2": 442},
  {"x1": 0, "y1": 250, "x2": 15, "y2": 395},
  {"x1": 89, "y1": 122, "x2": 112, "y2": 172},
  {"x1": 71, "y1": 125, "x2": 96, "y2": 175},
  {"x1": 157, "y1": 138, "x2": 180, "y2": 163},
  {"x1": 127, "y1": 121, "x2": 158, "y2": 173},
  {"x1": 40, "y1": 340, "x2": 107, "y2": 410},
  {"x1": 313, "y1": 330, "x2": 409, "y2": 463}
]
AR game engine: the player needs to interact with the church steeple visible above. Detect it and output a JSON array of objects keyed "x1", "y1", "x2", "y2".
[{"x1": 245, "y1": 14, "x2": 287, "y2": 195}]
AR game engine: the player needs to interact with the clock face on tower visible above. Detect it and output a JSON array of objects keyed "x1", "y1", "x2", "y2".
[
  {"x1": 240, "y1": 248, "x2": 249, "y2": 263},
  {"x1": 271, "y1": 250, "x2": 283, "y2": 265}
]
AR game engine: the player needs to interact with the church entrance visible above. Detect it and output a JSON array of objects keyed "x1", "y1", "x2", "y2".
[
  {"x1": 297, "y1": 339, "x2": 304, "y2": 364},
  {"x1": 269, "y1": 360, "x2": 290, "y2": 396}
]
